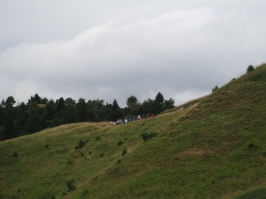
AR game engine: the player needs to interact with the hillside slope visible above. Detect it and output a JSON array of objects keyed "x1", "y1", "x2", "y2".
[{"x1": 1, "y1": 63, "x2": 266, "y2": 199}]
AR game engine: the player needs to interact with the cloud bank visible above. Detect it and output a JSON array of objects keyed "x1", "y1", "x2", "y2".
[{"x1": 1, "y1": 5, "x2": 266, "y2": 107}]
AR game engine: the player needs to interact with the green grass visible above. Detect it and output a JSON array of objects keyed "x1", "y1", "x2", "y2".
[
  {"x1": 1, "y1": 63, "x2": 266, "y2": 199},
  {"x1": 234, "y1": 188, "x2": 266, "y2": 199}
]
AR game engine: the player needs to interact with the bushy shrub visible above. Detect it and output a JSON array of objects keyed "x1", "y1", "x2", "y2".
[
  {"x1": 247, "y1": 65, "x2": 255, "y2": 73},
  {"x1": 117, "y1": 141, "x2": 123, "y2": 146},
  {"x1": 67, "y1": 179, "x2": 76, "y2": 192},
  {"x1": 96, "y1": 136, "x2": 100, "y2": 141},
  {"x1": 100, "y1": 153, "x2": 104, "y2": 157},
  {"x1": 117, "y1": 159, "x2": 121, "y2": 164},
  {"x1": 248, "y1": 142, "x2": 257, "y2": 149},
  {"x1": 212, "y1": 85, "x2": 218, "y2": 93},
  {"x1": 140, "y1": 132, "x2": 158, "y2": 142},
  {"x1": 75, "y1": 140, "x2": 85, "y2": 149},
  {"x1": 13, "y1": 152, "x2": 18, "y2": 157},
  {"x1": 122, "y1": 148, "x2": 127, "y2": 156}
]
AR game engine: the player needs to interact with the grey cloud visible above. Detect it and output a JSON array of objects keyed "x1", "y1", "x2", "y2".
[{"x1": 1, "y1": 2, "x2": 266, "y2": 107}]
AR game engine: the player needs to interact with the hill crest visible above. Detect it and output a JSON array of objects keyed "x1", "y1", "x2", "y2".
[{"x1": 1, "y1": 63, "x2": 266, "y2": 199}]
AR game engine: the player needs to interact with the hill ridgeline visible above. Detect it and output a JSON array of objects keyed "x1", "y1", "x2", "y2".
[{"x1": 1, "y1": 63, "x2": 266, "y2": 199}]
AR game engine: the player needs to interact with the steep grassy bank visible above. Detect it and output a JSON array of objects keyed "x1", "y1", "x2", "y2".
[{"x1": 1, "y1": 63, "x2": 266, "y2": 199}]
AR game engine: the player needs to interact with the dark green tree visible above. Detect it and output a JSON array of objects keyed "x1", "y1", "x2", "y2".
[
  {"x1": 23, "y1": 102, "x2": 44, "y2": 134},
  {"x1": 212, "y1": 85, "x2": 219, "y2": 92},
  {"x1": 28, "y1": 93, "x2": 42, "y2": 104},
  {"x1": 62, "y1": 98, "x2": 77, "y2": 124},
  {"x1": 87, "y1": 100, "x2": 95, "y2": 121},
  {"x1": 13, "y1": 102, "x2": 28, "y2": 137},
  {"x1": 2, "y1": 96, "x2": 16, "y2": 139},
  {"x1": 41, "y1": 97, "x2": 48, "y2": 104},
  {"x1": 0, "y1": 104, "x2": 4, "y2": 126},
  {"x1": 92, "y1": 99, "x2": 105, "y2": 122},
  {"x1": 126, "y1": 95, "x2": 140, "y2": 115},
  {"x1": 3, "y1": 110, "x2": 14, "y2": 139},
  {"x1": 65, "y1": 97, "x2": 76, "y2": 106},
  {"x1": 76, "y1": 98, "x2": 88, "y2": 122},
  {"x1": 63, "y1": 105, "x2": 77, "y2": 124},
  {"x1": 110, "y1": 99, "x2": 122, "y2": 120},
  {"x1": 247, "y1": 65, "x2": 255, "y2": 73},
  {"x1": 126, "y1": 96, "x2": 138, "y2": 107},
  {"x1": 154, "y1": 92, "x2": 164, "y2": 114},
  {"x1": 56, "y1": 97, "x2": 65, "y2": 111},
  {"x1": 0, "y1": 103, "x2": 4, "y2": 139},
  {"x1": 0, "y1": 125, "x2": 4, "y2": 141},
  {"x1": 44, "y1": 100, "x2": 57, "y2": 120},
  {"x1": 104, "y1": 102, "x2": 112, "y2": 121},
  {"x1": 155, "y1": 92, "x2": 164, "y2": 104},
  {"x1": 2, "y1": 96, "x2": 16, "y2": 108},
  {"x1": 43, "y1": 99, "x2": 57, "y2": 127},
  {"x1": 141, "y1": 98, "x2": 155, "y2": 114},
  {"x1": 112, "y1": 99, "x2": 119, "y2": 109},
  {"x1": 163, "y1": 98, "x2": 175, "y2": 110},
  {"x1": 153, "y1": 101, "x2": 161, "y2": 115}
]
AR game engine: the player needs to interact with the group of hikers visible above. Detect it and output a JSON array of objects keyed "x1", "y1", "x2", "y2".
[{"x1": 110, "y1": 113, "x2": 155, "y2": 126}]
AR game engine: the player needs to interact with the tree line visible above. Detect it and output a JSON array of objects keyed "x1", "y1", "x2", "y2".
[{"x1": 0, "y1": 92, "x2": 174, "y2": 141}]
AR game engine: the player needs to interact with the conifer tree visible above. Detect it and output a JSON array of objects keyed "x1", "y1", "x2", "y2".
[
  {"x1": 2, "y1": 96, "x2": 16, "y2": 139},
  {"x1": 155, "y1": 92, "x2": 164, "y2": 104},
  {"x1": 13, "y1": 102, "x2": 28, "y2": 137},
  {"x1": 76, "y1": 98, "x2": 88, "y2": 122},
  {"x1": 23, "y1": 102, "x2": 43, "y2": 134}
]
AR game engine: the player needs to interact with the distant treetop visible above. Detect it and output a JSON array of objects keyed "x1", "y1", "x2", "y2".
[{"x1": 247, "y1": 65, "x2": 255, "y2": 73}]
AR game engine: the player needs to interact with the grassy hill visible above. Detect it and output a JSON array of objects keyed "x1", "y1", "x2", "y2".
[{"x1": 1, "y1": 63, "x2": 266, "y2": 199}]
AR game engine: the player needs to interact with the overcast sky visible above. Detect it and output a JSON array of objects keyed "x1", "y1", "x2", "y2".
[{"x1": 1, "y1": 0, "x2": 266, "y2": 107}]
